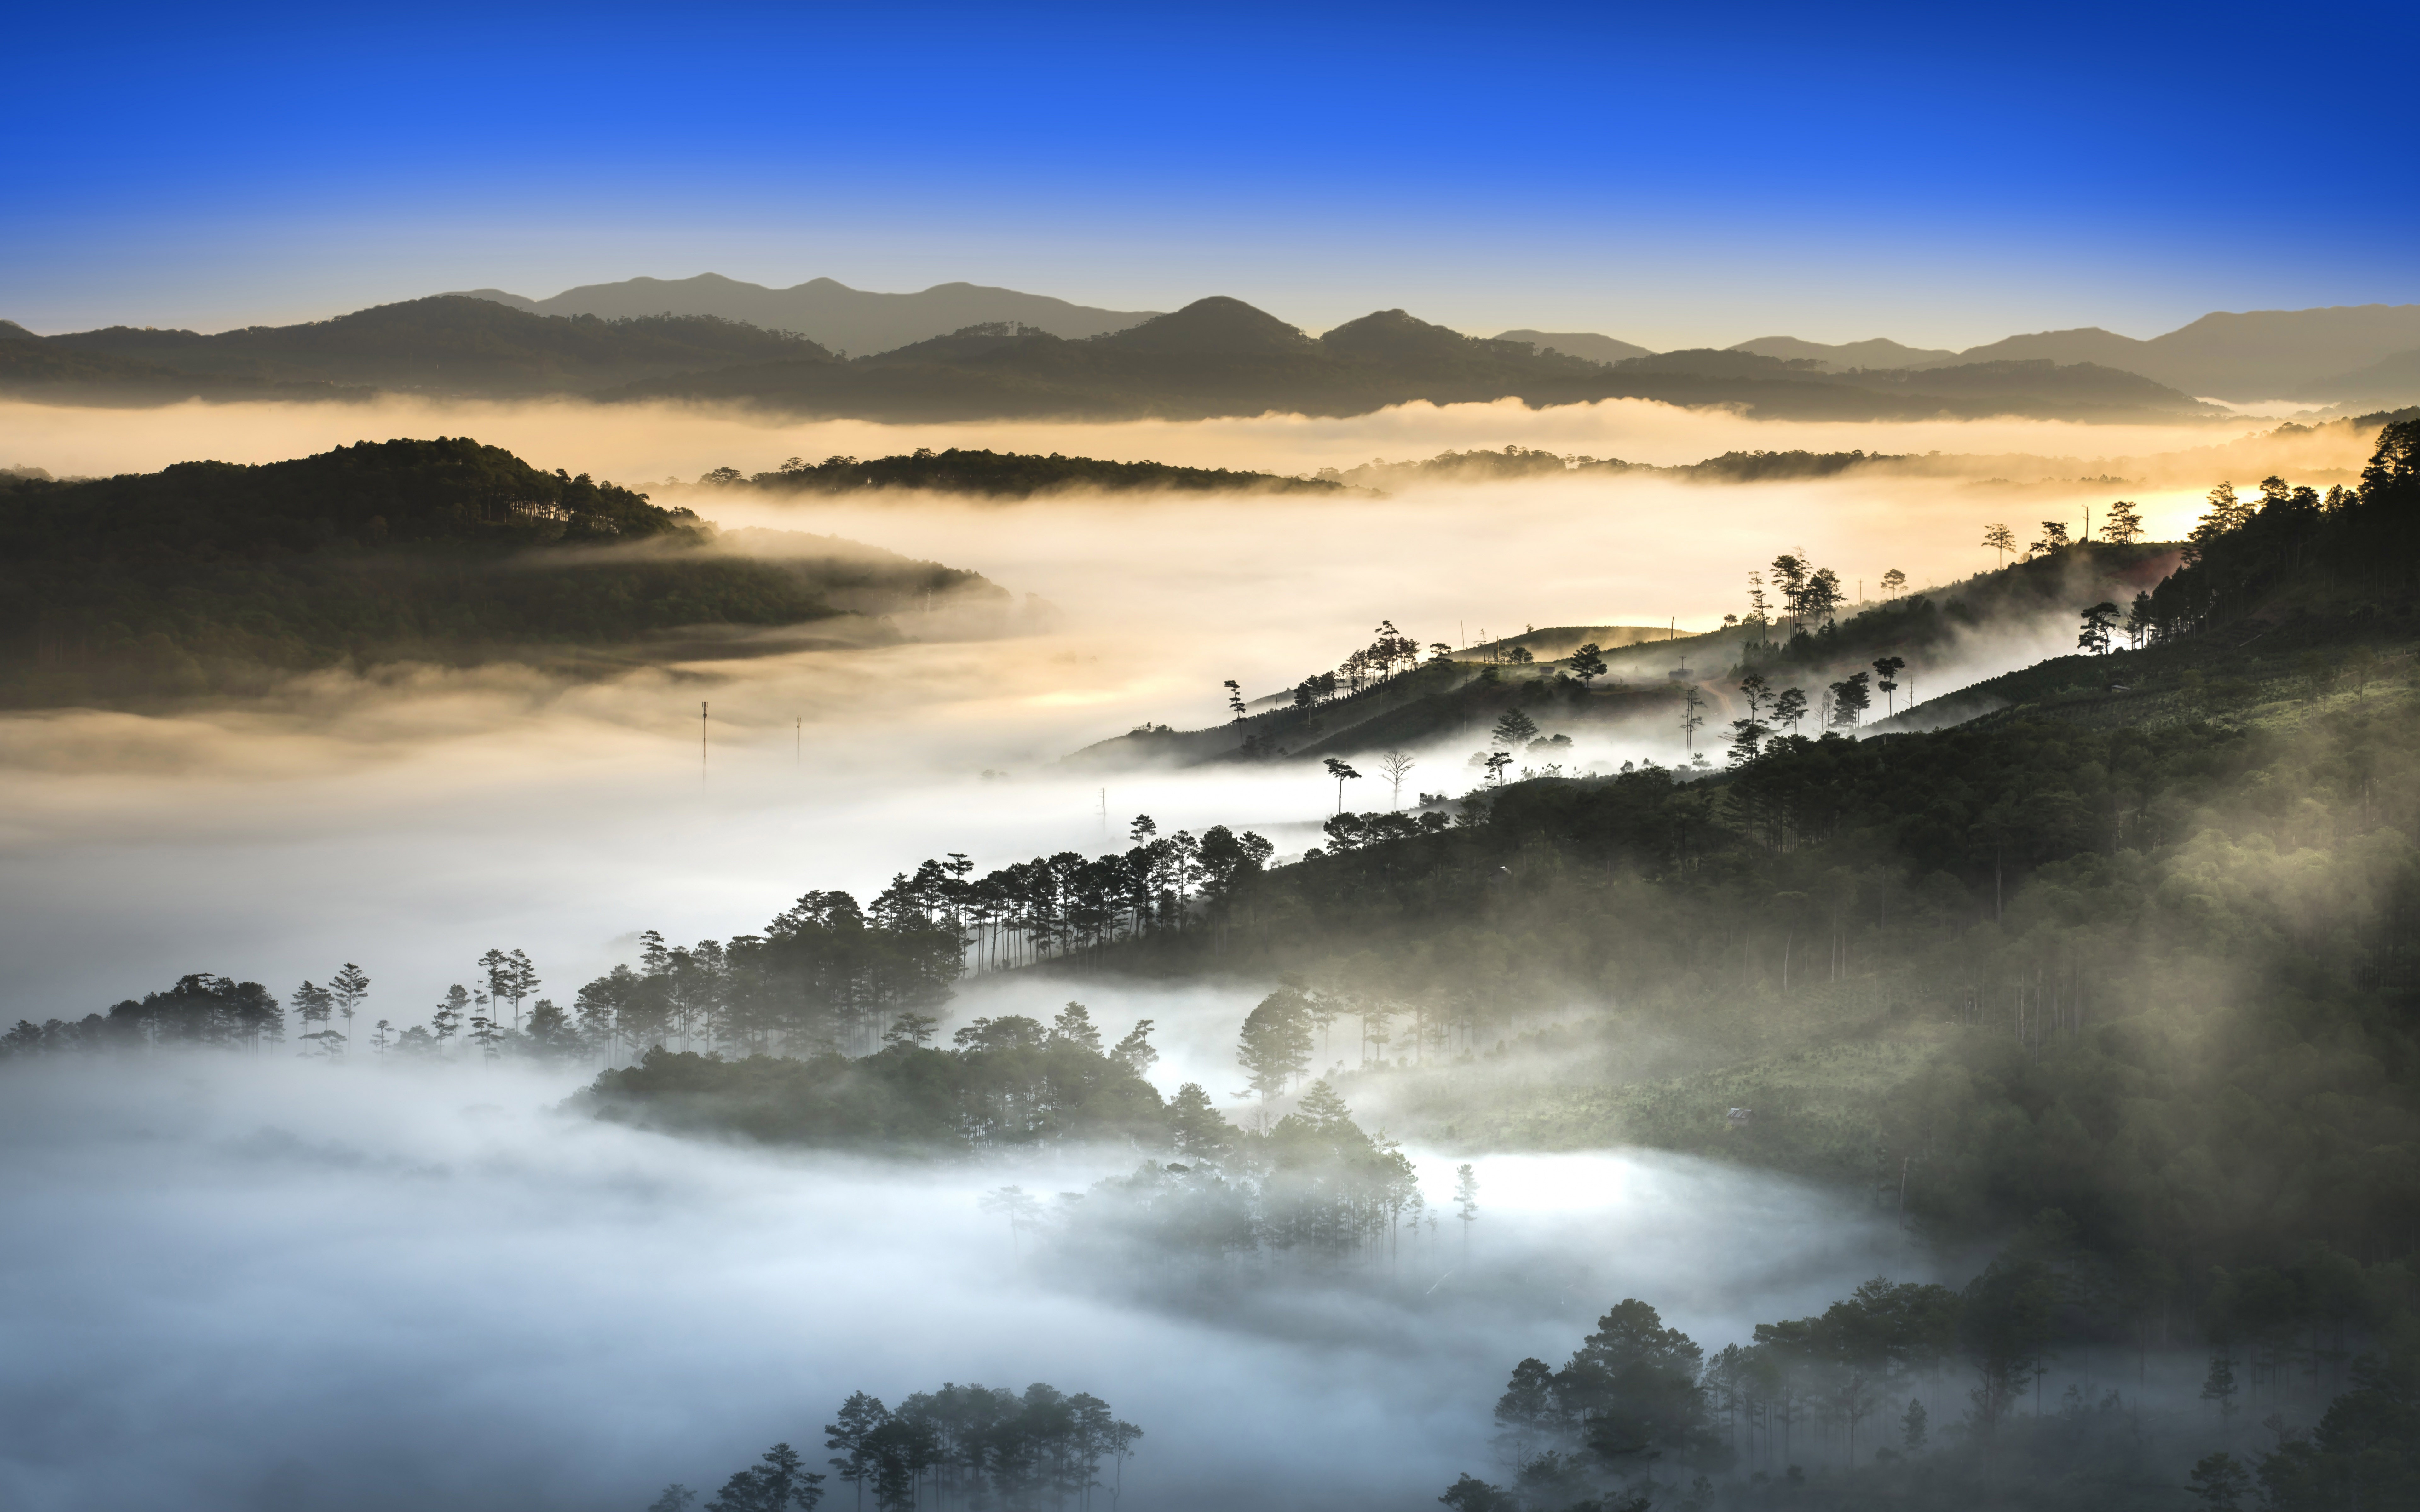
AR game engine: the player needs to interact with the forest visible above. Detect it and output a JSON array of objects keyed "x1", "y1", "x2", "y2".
[
  {"x1": 0, "y1": 437, "x2": 996, "y2": 704},
  {"x1": 701, "y1": 446, "x2": 1346, "y2": 498}
]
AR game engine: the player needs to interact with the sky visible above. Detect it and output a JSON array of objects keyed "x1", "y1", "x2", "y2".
[{"x1": 7, "y1": 1, "x2": 2415, "y2": 347}]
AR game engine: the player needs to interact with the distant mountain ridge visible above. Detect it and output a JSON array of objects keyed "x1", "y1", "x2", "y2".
[
  {"x1": 20, "y1": 297, "x2": 826, "y2": 395},
  {"x1": 1492, "y1": 329, "x2": 1654, "y2": 365},
  {"x1": 607, "y1": 298, "x2": 2223, "y2": 423},
  {"x1": 445, "y1": 273, "x2": 1160, "y2": 356},
  {"x1": 1728, "y1": 335, "x2": 1958, "y2": 370}
]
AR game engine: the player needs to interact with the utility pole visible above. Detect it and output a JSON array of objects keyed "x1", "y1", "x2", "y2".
[
  {"x1": 795, "y1": 715, "x2": 801, "y2": 766},
  {"x1": 700, "y1": 701, "x2": 708, "y2": 776}
]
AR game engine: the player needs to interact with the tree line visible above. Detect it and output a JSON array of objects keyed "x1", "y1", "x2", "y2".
[{"x1": 655, "y1": 1380, "x2": 1140, "y2": 1512}]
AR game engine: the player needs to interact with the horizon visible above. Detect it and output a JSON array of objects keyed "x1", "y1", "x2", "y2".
[{"x1": 15, "y1": 270, "x2": 2420, "y2": 356}]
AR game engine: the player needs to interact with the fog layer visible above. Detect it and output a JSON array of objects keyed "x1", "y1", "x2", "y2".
[{"x1": 0, "y1": 1056, "x2": 1921, "y2": 1512}]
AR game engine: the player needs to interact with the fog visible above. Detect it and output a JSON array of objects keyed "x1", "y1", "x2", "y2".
[
  {"x1": 0, "y1": 474, "x2": 2200, "y2": 1020},
  {"x1": 0, "y1": 1054, "x2": 1924, "y2": 1512},
  {"x1": 0, "y1": 390, "x2": 2357, "y2": 1508},
  {"x1": 5, "y1": 392, "x2": 2368, "y2": 1021}
]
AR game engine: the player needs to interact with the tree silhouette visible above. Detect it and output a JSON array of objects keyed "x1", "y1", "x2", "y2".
[
  {"x1": 329, "y1": 963, "x2": 369, "y2": 1046},
  {"x1": 709, "y1": 1444, "x2": 823, "y2": 1512},
  {"x1": 2100, "y1": 499, "x2": 2145, "y2": 544},
  {"x1": 2078, "y1": 601, "x2": 2120, "y2": 654},
  {"x1": 980, "y1": 1187, "x2": 1043, "y2": 1254},
  {"x1": 1489, "y1": 709, "x2": 1540, "y2": 750},
  {"x1": 1569, "y1": 643, "x2": 1607, "y2": 689},
  {"x1": 1872, "y1": 656, "x2": 1906, "y2": 716},
  {"x1": 2187, "y1": 1451, "x2": 2250, "y2": 1510},
  {"x1": 1828, "y1": 671, "x2": 1870, "y2": 728},
  {"x1": 1880, "y1": 567, "x2": 1907, "y2": 597},
  {"x1": 1236, "y1": 989, "x2": 1314, "y2": 1104},
  {"x1": 1981, "y1": 522, "x2": 2017, "y2": 565},
  {"x1": 1484, "y1": 751, "x2": 1513, "y2": 786},
  {"x1": 1323, "y1": 757, "x2": 1362, "y2": 814},
  {"x1": 1678, "y1": 685, "x2": 1706, "y2": 751},
  {"x1": 1378, "y1": 750, "x2": 1416, "y2": 808},
  {"x1": 1770, "y1": 686, "x2": 1809, "y2": 734},
  {"x1": 292, "y1": 980, "x2": 339, "y2": 1055},
  {"x1": 1223, "y1": 679, "x2": 1245, "y2": 720},
  {"x1": 2201, "y1": 1351, "x2": 2240, "y2": 1443},
  {"x1": 1454, "y1": 1163, "x2": 1479, "y2": 1262}
]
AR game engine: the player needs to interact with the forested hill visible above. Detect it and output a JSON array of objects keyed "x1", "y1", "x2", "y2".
[
  {"x1": 9, "y1": 296, "x2": 830, "y2": 397},
  {"x1": 0, "y1": 437, "x2": 999, "y2": 706},
  {"x1": 701, "y1": 446, "x2": 1349, "y2": 498}
]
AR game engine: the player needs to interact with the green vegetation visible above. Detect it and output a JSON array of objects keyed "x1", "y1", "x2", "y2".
[{"x1": 0, "y1": 436, "x2": 994, "y2": 705}]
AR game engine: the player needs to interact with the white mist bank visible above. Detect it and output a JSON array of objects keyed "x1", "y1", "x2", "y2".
[
  {"x1": 0, "y1": 390, "x2": 2368, "y2": 486},
  {"x1": 0, "y1": 1056, "x2": 1925, "y2": 1512},
  {"x1": 0, "y1": 451, "x2": 2219, "y2": 1022}
]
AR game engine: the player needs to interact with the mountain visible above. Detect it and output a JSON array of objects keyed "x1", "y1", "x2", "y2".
[
  {"x1": 2296, "y1": 346, "x2": 2420, "y2": 407},
  {"x1": 443, "y1": 273, "x2": 1160, "y2": 355},
  {"x1": 609, "y1": 296, "x2": 2225, "y2": 424},
  {"x1": 1727, "y1": 334, "x2": 1957, "y2": 369},
  {"x1": 1491, "y1": 329, "x2": 1655, "y2": 364},
  {"x1": 0, "y1": 321, "x2": 41, "y2": 343},
  {"x1": 1928, "y1": 304, "x2": 2420, "y2": 398},
  {"x1": 0, "y1": 437, "x2": 997, "y2": 707},
  {"x1": 24, "y1": 296, "x2": 830, "y2": 397}
]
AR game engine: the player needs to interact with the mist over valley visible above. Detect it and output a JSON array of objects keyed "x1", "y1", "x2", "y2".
[{"x1": 10, "y1": 9, "x2": 2420, "y2": 1509}]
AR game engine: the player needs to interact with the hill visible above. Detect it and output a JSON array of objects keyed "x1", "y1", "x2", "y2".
[
  {"x1": 0, "y1": 437, "x2": 1000, "y2": 706},
  {"x1": 28, "y1": 296, "x2": 832, "y2": 396},
  {"x1": 703, "y1": 446, "x2": 1347, "y2": 499},
  {"x1": 446, "y1": 273, "x2": 1159, "y2": 355},
  {"x1": 0, "y1": 321, "x2": 366, "y2": 404}
]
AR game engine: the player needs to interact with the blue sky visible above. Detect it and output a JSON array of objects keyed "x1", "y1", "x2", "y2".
[{"x1": 7, "y1": 1, "x2": 2413, "y2": 346}]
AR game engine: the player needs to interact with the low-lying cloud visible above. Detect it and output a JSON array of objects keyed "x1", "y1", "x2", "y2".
[{"x1": 0, "y1": 1055, "x2": 1923, "y2": 1512}]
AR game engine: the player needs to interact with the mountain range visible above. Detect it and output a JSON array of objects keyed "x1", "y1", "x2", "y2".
[
  {"x1": 418, "y1": 275, "x2": 2420, "y2": 403},
  {"x1": 6, "y1": 282, "x2": 2415, "y2": 418},
  {"x1": 446, "y1": 273, "x2": 1158, "y2": 357},
  {"x1": 1718, "y1": 306, "x2": 2420, "y2": 400}
]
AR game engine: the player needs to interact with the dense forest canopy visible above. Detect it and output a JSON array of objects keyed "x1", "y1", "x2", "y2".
[{"x1": 0, "y1": 436, "x2": 995, "y2": 705}]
